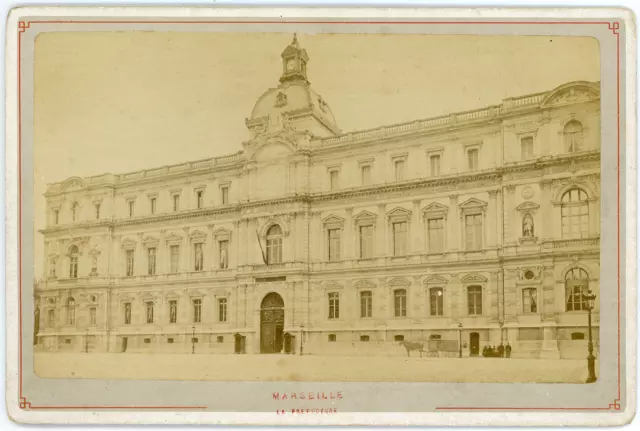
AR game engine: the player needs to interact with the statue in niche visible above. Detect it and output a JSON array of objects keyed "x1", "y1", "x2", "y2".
[{"x1": 522, "y1": 214, "x2": 535, "y2": 237}]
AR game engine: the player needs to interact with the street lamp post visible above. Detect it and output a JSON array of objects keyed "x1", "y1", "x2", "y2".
[
  {"x1": 583, "y1": 289, "x2": 597, "y2": 383},
  {"x1": 299, "y1": 323, "x2": 304, "y2": 356},
  {"x1": 192, "y1": 325, "x2": 196, "y2": 355},
  {"x1": 458, "y1": 323, "x2": 463, "y2": 358}
]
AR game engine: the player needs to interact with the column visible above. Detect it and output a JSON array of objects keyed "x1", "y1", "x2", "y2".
[
  {"x1": 488, "y1": 191, "x2": 498, "y2": 248},
  {"x1": 448, "y1": 195, "x2": 458, "y2": 251},
  {"x1": 136, "y1": 233, "x2": 144, "y2": 275},
  {"x1": 448, "y1": 274, "x2": 461, "y2": 318},
  {"x1": 489, "y1": 270, "x2": 500, "y2": 322},
  {"x1": 412, "y1": 200, "x2": 423, "y2": 255},
  {"x1": 248, "y1": 218, "x2": 258, "y2": 265},
  {"x1": 290, "y1": 213, "x2": 297, "y2": 262},
  {"x1": 311, "y1": 212, "x2": 322, "y2": 262},
  {"x1": 539, "y1": 180, "x2": 552, "y2": 241},
  {"x1": 344, "y1": 208, "x2": 353, "y2": 260},
  {"x1": 505, "y1": 185, "x2": 516, "y2": 244},
  {"x1": 495, "y1": 190, "x2": 503, "y2": 248},
  {"x1": 376, "y1": 204, "x2": 386, "y2": 258},
  {"x1": 158, "y1": 230, "x2": 166, "y2": 274}
]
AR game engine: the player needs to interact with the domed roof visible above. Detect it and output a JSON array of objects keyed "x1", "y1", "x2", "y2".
[{"x1": 250, "y1": 81, "x2": 337, "y2": 125}]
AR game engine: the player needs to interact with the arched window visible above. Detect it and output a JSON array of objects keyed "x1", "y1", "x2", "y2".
[
  {"x1": 565, "y1": 268, "x2": 589, "y2": 311},
  {"x1": 564, "y1": 120, "x2": 584, "y2": 152},
  {"x1": 394, "y1": 289, "x2": 407, "y2": 317},
  {"x1": 561, "y1": 188, "x2": 589, "y2": 239},
  {"x1": 266, "y1": 225, "x2": 283, "y2": 264},
  {"x1": 66, "y1": 297, "x2": 76, "y2": 325},
  {"x1": 429, "y1": 287, "x2": 444, "y2": 316},
  {"x1": 68, "y1": 245, "x2": 79, "y2": 279}
]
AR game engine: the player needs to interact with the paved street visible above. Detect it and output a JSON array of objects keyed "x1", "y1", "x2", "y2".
[{"x1": 34, "y1": 352, "x2": 592, "y2": 383}]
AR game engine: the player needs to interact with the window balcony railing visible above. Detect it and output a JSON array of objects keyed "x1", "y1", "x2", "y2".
[{"x1": 548, "y1": 237, "x2": 600, "y2": 249}]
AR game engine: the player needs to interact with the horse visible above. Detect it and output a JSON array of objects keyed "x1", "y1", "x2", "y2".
[{"x1": 399, "y1": 340, "x2": 426, "y2": 357}]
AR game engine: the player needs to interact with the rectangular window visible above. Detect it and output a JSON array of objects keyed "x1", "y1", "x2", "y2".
[
  {"x1": 467, "y1": 286, "x2": 483, "y2": 315},
  {"x1": 360, "y1": 335, "x2": 370, "y2": 342},
  {"x1": 146, "y1": 302, "x2": 154, "y2": 324},
  {"x1": 147, "y1": 247, "x2": 156, "y2": 275},
  {"x1": 328, "y1": 334, "x2": 337, "y2": 342},
  {"x1": 328, "y1": 228, "x2": 341, "y2": 261},
  {"x1": 429, "y1": 288, "x2": 444, "y2": 316},
  {"x1": 360, "y1": 291, "x2": 372, "y2": 318},
  {"x1": 430, "y1": 154, "x2": 441, "y2": 176},
  {"x1": 89, "y1": 307, "x2": 96, "y2": 325},
  {"x1": 329, "y1": 170, "x2": 339, "y2": 190},
  {"x1": 359, "y1": 225, "x2": 374, "y2": 259},
  {"x1": 125, "y1": 250, "x2": 134, "y2": 276},
  {"x1": 221, "y1": 186, "x2": 229, "y2": 205},
  {"x1": 219, "y1": 240, "x2": 229, "y2": 269},
  {"x1": 193, "y1": 299, "x2": 202, "y2": 323},
  {"x1": 218, "y1": 298, "x2": 228, "y2": 322},
  {"x1": 361, "y1": 164, "x2": 371, "y2": 185},
  {"x1": 172, "y1": 194, "x2": 180, "y2": 212},
  {"x1": 392, "y1": 221, "x2": 408, "y2": 256},
  {"x1": 522, "y1": 288, "x2": 538, "y2": 313},
  {"x1": 196, "y1": 191, "x2": 203, "y2": 209},
  {"x1": 394, "y1": 289, "x2": 407, "y2": 317},
  {"x1": 124, "y1": 303, "x2": 131, "y2": 324},
  {"x1": 521, "y1": 137, "x2": 534, "y2": 160},
  {"x1": 169, "y1": 300, "x2": 177, "y2": 323},
  {"x1": 170, "y1": 245, "x2": 180, "y2": 273},
  {"x1": 128, "y1": 201, "x2": 135, "y2": 217},
  {"x1": 194, "y1": 243, "x2": 204, "y2": 271},
  {"x1": 69, "y1": 256, "x2": 78, "y2": 279},
  {"x1": 428, "y1": 218, "x2": 444, "y2": 253},
  {"x1": 95, "y1": 204, "x2": 101, "y2": 220},
  {"x1": 47, "y1": 309, "x2": 55, "y2": 327},
  {"x1": 328, "y1": 292, "x2": 340, "y2": 319},
  {"x1": 150, "y1": 197, "x2": 156, "y2": 214},
  {"x1": 394, "y1": 159, "x2": 405, "y2": 181},
  {"x1": 54, "y1": 210, "x2": 59, "y2": 225},
  {"x1": 465, "y1": 214, "x2": 483, "y2": 251},
  {"x1": 467, "y1": 149, "x2": 479, "y2": 171}
]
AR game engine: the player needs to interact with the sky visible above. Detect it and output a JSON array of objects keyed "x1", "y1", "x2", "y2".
[{"x1": 32, "y1": 32, "x2": 601, "y2": 274}]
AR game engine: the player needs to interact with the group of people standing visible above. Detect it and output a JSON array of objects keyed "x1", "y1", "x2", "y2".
[{"x1": 482, "y1": 343, "x2": 512, "y2": 358}]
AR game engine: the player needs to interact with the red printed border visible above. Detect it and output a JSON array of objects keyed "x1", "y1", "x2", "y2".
[{"x1": 16, "y1": 19, "x2": 622, "y2": 413}]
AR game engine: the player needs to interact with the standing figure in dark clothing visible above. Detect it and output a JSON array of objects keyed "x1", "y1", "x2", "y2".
[
  {"x1": 498, "y1": 344, "x2": 505, "y2": 358},
  {"x1": 506, "y1": 343, "x2": 512, "y2": 358}
]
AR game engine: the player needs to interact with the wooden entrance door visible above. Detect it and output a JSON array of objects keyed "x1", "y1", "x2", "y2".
[
  {"x1": 469, "y1": 332, "x2": 480, "y2": 356},
  {"x1": 260, "y1": 293, "x2": 284, "y2": 354}
]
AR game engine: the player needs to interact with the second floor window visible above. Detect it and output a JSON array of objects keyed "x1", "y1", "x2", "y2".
[
  {"x1": 71, "y1": 203, "x2": 79, "y2": 222},
  {"x1": 467, "y1": 148, "x2": 479, "y2": 170},
  {"x1": 392, "y1": 221, "x2": 408, "y2": 256},
  {"x1": 146, "y1": 302, "x2": 154, "y2": 324},
  {"x1": 125, "y1": 250, "x2": 134, "y2": 276},
  {"x1": 95, "y1": 203, "x2": 100, "y2": 220},
  {"x1": 124, "y1": 303, "x2": 131, "y2": 324},
  {"x1": 522, "y1": 288, "x2": 538, "y2": 313},
  {"x1": 561, "y1": 188, "x2": 589, "y2": 239},
  {"x1": 170, "y1": 245, "x2": 180, "y2": 273},
  {"x1": 394, "y1": 159, "x2": 405, "y2": 181},
  {"x1": 467, "y1": 286, "x2": 483, "y2": 315},
  {"x1": 193, "y1": 299, "x2": 202, "y2": 323},
  {"x1": 218, "y1": 298, "x2": 227, "y2": 322},
  {"x1": 147, "y1": 247, "x2": 156, "y2": 275},
  {"x1": 219, "y1": 240, "x2": 229, "y2": 269},
  {"x1": 394, "y1": 289, "x2": 407, "y2": 317},
  {"x1": 194, "y1": 243, "x2": 204, "y2": 271},
  {"x1": 328, "y1": 228, "x2": 341, "y2": 261},
  {"x1": 266, "y1": 225, "x2": 283, "y2": 264},
  {"x1": 69, "y1": 245, "x2": 79, "y2": 279},
  {"x1": 359, "y1": 225, "x2": 374, "y2": 259},
  {"x1": 169, "y1": 300, "x2": 177, "y2": 323},
  {"x1": 128, "y1": 201, "x2": 135, "y2": 217},
  {"x1": 428, "y1": 218, "x2": 444, "y2": 253},
  {"x1": 89, "y1": 307, "x2": 96, "y2": 325},
  {"x1": 521, "y1": 137, "x2": 534, "y2": 160},
  {"x1": 150, "y1": 197, "x2": 156, "y2": 214},
  {"x1": 361, "y1": 164, "x2": 371, "y2": 185},
  {"x1": 172, "y1": 194, "x2": 180, "y2": 212},
  {"x1": 329, "y1": 170, "x2": 339, "y2": 190},
  {"x1": 360, "y1": 291, "x2": 372, "y2": 318},
  {"x1": 54, "y1": 209, "x2": 59, "y2": 225},
  {"x1": 221, "y1": 186, "x2": 229, "y2": 205},
  {"x1": 66, "y1": 298, "x2": 76, "y2": 325},
  {"x1": 430, "y1": 154, "x2": 441, "y2": 176},
  {"x1": 196, "y1": 191, "x2": 203, "y2": 209},
  {"x1": 465, "y1": 214, "x2": 483, "y2": 251},
  {"x1": 47, "y1": 309, "x2": 55, "y2": 327},
  {"x1": 429, "y1": 287, "x2": 444, "y2": 316},
  {"x1": 328, "y1": 292, "x2": 340, "y2": 319}
]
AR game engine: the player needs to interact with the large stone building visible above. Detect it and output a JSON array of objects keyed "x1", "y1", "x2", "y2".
[{"x1": 35, "y1": 36, "x2": 601, "y2": 359}]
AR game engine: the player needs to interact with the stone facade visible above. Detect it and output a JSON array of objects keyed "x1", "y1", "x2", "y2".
[{"x1": 35, "y1": 36, "x2": 601, "y2": 358}]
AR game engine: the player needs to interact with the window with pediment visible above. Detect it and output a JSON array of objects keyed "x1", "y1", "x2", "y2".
[
  {"x1": 387, "y1": 208, "x2": 412, "y2": 257},
  {"x1": 68, "y1": 245, "x2": 79, "y2": 279},
  {"x1": 354, "y1": 211, "x2": 376, "y2": 259},
  {"x1": 459, "y1": 198, "x2": 487, "y2": 251},
  {"x1": 213, "y1": 228, "x2": 232, "y2": 270},
  {"x1": 423, "y1": 203, "x2": 448, "y2": 254},
  {"x1": 322, "y1": 215, "x2": 344, "y2": 262},
  {"x1": 328, "y1": 292, "x2": 340, "y2": 319},
  {"x1": 66, "y1": 297, "x2": 76, "y2": 325},
  {"x1": 360, "y1": 291, "x2": 372, "y2": 318},
  {"x1": 266, "y1": 225, "x2": 283, "y2": 264}
]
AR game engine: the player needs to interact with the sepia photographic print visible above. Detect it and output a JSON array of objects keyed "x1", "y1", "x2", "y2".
[{"x1": 5, "y1": 6, "x2": 636, "y2": 426}]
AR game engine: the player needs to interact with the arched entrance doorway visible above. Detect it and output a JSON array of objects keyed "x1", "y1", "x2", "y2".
[{"x1": 260, "y1": 292, "x2": 284, "y2": 354}]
